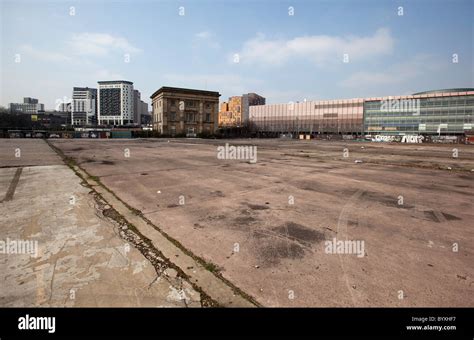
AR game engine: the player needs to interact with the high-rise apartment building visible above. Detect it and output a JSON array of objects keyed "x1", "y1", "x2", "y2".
[
  {"x1": 72, "y1": 87, "x2": 97, "y2": 126},
  {"x1": 133, "y1": 90, "x2": 149, "y2": 126},
  {"x1": 141, "y1": 101, "x2": 148, "y2": 124},
  {"x1": 97, "y1": 80, "x2": 134, "y2": 125}
]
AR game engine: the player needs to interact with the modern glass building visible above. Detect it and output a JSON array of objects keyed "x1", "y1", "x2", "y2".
[
  {"x1": 364, "y1": 89, "x2": 474, "y2": 135},
  {"x1": 249, "y1": 99, "x2": 364, "y2": 135},
  {"x1": 249, "y1": 88, "x2": 474, "y2": 136}
]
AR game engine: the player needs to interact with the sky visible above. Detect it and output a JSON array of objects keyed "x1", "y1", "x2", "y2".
[{"x1": 0, "y1": 0, "x2": 473, "y2": 110}]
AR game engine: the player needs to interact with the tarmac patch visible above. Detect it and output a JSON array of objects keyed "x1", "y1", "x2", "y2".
[
  {"x1": 360, "y1": 190, "x2": 414, "y2": 209},
  {"x1": 257, "y1": 239, "x2": 306, "y2": 266},
  {"x1": 273, "y1": 222, "x2": 325, "y2": 244},
  {"x1": 234, "y1": 216, "x2": 258, "y2": 226},
  {"x1": 423, "y1": 210, "x2": 440, "y2": 223},
  {"x1": 442, "y1": 212, "x2": 462, "y2": 221},
  {"x1": 246, "y1": 203, "x2": 269, "y2": 210}
]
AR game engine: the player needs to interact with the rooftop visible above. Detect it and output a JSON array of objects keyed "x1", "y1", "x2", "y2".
[
  {"x1": 98, "y1": 80, "x2": 133, "y2": 85},
  {"x1": 413, "y1": 88, "x2": 474, "y2": 95},
  {"x1": 73, "y1": 87, "x2": 97, "y2": 92},
  {"x1": 150, "y1": 86, "x2": 220, "y2": 99}
]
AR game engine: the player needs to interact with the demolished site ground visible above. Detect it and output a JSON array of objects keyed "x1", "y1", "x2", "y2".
[{"x1": 1, "y1": 138, "x2": 473, "y2": 307}]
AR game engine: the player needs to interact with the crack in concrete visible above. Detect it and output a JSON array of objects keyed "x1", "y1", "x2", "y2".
[
  {"x1": 47, "y1": 239, "x2": 68, "y2": 304},
  {"x1": 45, "y1": 140, "x2": 258, "y2": 307},
  {"x1": 1, "y1": 167, "x2": 23, "y2": 202}
]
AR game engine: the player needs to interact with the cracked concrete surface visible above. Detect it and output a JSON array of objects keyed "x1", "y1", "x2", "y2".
[
  {"x1": 0, "y1": 140, "x2": 201, "y2": 307},
  {"x1": 49, "y1": 138, "x2": 474, "y2": 307},
  {"x1": 4, "y1": 138, "x2": 472, "y2": 307}
]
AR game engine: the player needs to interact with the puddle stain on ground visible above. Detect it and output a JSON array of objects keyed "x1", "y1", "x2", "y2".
[
  {"x1": 359, "y1": 191, "x2": 415, "y2": 209},
  {"x1": 257, "y1": 240, "x2": 306, "y2": 266},
  {"x1": 211, "y1": 190, "x2": 225, "y2": 197},
  {"x1": 234, "y1": 216, "x2": 258, "y2": 225},
  {"x1": 296, "y1": 180, "x2": 357, "y2": 197},
  {"x1": 273, "y1": 222, "x2": 325, "y2": 244},
  {"x1": 253, "y1": 222, "x2": 326, "y2": 267}
]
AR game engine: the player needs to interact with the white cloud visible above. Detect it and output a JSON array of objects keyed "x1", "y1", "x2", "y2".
[
  {"x1": 195, "y1": 31, "x2": 212, "y2": 39},
  {"x1": 234, "y1": 28, "x2": 394, "y2": 66},
  {"x1": 20, "y1": 44, "x2": 72, "y2": 63},
  {"x1": 193, "y1": 31, "x2": 220, "y2": 49},
  {"x1": 340, "y1": 54, "x2": 439, "y2": 89},
  {"x1": 19, "y1": 33, "x2": 142, "y2": 63},
  {"x1": 68, "y1": 33, "x2": 142, "y2": 56}
]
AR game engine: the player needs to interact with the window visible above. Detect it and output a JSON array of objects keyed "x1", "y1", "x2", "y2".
[
  {"x1": 205, "y1": 113, "x2": 211, "y2": 122},
  {"x1": 186, "y1": 113, "x2": 195, "y2": 122}
]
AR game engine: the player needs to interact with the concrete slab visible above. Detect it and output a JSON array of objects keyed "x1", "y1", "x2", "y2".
[
  {"x1": 50, "y1": 138, "x2": 474, "y2": 307},
  {"x1": 0, "y1": 140, "x2": 202, "y2": 307},
  {"x1": 0, "y1": 139, "x2": 62, "y2": 167}
]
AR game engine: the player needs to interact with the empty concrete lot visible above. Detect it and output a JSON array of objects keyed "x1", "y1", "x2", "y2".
[
  {"x1": 0, "y1": 140, "x2": 202, "y2": 307},
  {"x1": 4, "y1": 138, "x2": 474, "y2": 307}
]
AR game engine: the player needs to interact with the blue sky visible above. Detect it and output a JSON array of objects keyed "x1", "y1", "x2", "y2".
[{"x1": 1, "y1": 0, "x2": 473, "y2": 110}]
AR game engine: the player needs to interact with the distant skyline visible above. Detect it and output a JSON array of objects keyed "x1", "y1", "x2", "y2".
[{"x1": 1, "y1": 0, "x2": 473, "y2": 110}]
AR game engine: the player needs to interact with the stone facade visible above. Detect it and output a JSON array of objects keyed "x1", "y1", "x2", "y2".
[{"x1": 150, "y1": 87, "x2": 220, "y2": 136}]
